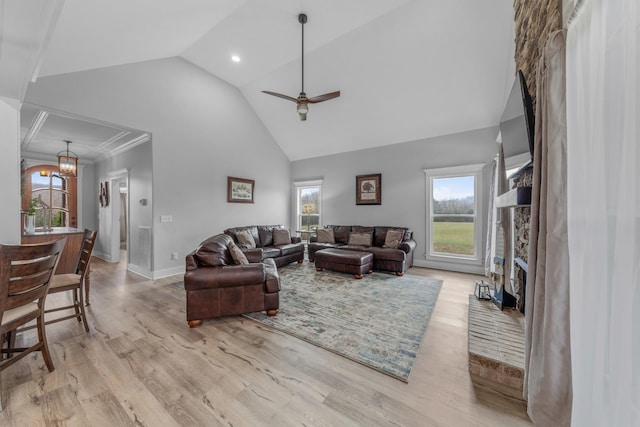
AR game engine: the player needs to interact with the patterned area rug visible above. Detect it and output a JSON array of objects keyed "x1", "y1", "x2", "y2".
[{"x1": 244, "y1": 262, "x2": 443, "y2": 382}]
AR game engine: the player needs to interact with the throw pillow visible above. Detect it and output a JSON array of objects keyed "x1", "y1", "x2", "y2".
[
  {"x1": 316, "y1": 228, "x2": 335, "y2": 243},
  {"x1": 383, "y1": 229, "x2": 404, "y2": 249},
  {"x1": 236, "y1": 230, "x2": 256, "y2": 249},
  {"x1": 348, "y1": 232, "x2": 372, "y2": 246},
  {"x1": 228, "y1": 241, "x2": 249, "y2": 265},
  {"x1": 272, "y1": 228, "x2": 291, "y2": 245}
]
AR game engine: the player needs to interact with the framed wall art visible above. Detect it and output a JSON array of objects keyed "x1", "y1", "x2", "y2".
[
  {"x1": 227, "y1": 176, "x2": 255, "y2": 203},
  {"x1": 356, "y1": 173, "x2": 381, "y2": 205}
]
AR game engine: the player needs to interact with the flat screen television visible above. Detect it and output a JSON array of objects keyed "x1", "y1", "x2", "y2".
[{"x1": 499, "y1": 70, "x2": 535, "y2": 160}]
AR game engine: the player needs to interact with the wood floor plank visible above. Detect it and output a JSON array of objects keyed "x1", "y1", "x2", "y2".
[{"x1": 0, "y1": 253, "x2": 532, "y2": 426}]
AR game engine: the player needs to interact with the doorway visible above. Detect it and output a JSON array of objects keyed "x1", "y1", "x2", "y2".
[{"x1": 108, "y1": 170, "x2": 129, "y2": 264}]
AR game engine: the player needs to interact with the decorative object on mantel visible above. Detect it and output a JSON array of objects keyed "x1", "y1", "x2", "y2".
[
  {"x1": 356, "y1": 173, "x2": 381, "y2": 205},
  {"x1": 227, "y1": 176, "x2": 254, "y2": 203},
  {"x1": 57, "y1": 140, "x2": 78, "y2": 177}
]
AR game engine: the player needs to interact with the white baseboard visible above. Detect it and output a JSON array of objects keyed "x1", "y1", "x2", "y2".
[
  {"x1": 93, "y1": 251, "x2": 115, "y2": 263},
  {"x1": 126, "y1": 263, "x2": 153, "y2": 279},
  {"x1": 151, "y1": 266, "x2": 185, "y2": 280},
  {"x1": 413, "y1": 259, "x2": 484, "y2": 275}
]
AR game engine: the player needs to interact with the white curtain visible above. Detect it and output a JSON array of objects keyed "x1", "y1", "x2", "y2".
[
  {"x1": 566, "y1": 0, "x2": 640, "y2": 425},
  {"x1": 524, "y1": 29, "x2": 572, "y2": 426},
  {"x1": 485, "y1": 157, "x2": 497, "y2": 276}
]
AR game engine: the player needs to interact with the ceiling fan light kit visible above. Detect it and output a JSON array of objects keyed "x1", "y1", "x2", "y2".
[{"x1": 263, "y1": 13, "x2": 340, "y2": 121}]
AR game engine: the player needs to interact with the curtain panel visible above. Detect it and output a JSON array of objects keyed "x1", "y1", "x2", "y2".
[
  {"x1": 566, "y1": 0, "x2": 640, "y2": 425},
  {"x1": 524, "y1": 29, "x2": 572, "y2": 426}
]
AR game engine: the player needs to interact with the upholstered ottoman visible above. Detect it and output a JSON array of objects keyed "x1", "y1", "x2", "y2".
[{"x1": 314, "y1": 248, "x2": 374, "y2": 279}]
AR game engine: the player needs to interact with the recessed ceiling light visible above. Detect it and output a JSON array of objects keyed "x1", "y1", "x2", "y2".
[{"x1": 231, "y1": 55, "x2": 241, "y2": 63}]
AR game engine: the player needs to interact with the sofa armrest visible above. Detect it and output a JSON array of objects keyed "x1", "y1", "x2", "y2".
[
  {"x1": 185, "y1": 251, "x2": 199, "y2": 271},
  {"x1": 184, "y1": 263, "x2": 266, "y2": 290},
  {"x1": 309, "y1": 236, "x2": 318, "y2": 243},
  {"x1": 290, "y1": 236, "x2": 302, "y2": 244},
  {"x1": 243, "y1": 248, "x2": 263, "y2": 263},
  {"x1": 398, "y1": 239, "x2": 417, "y2": 254}
]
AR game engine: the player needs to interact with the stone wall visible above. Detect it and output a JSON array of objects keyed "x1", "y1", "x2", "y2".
[
  {"x1": 513, "y1": 0, "x2": 562, "y2": 105},
  {"x1": 511, "y1": 0, "x2": 562, "y2": 312}
]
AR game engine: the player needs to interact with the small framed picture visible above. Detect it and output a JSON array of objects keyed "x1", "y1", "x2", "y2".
[
  {"x1": 356, "y1": 173, "x2": 381, "y2": 205},
  {"x1": 227, "y1": 176, "x2": 254, "y2": 203}
]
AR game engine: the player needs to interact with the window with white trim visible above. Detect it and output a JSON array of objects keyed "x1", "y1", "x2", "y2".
[
  {"x1": 294, "y1": 180, "x2": 322, "y2": 233},
  {"x1": 424, "y1": 164, "x2": 483, "y2": 261}
]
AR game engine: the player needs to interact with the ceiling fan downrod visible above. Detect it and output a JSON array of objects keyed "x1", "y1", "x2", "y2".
[{"x1": 299, "y1": 13, "x2": 307, "y2": 96}]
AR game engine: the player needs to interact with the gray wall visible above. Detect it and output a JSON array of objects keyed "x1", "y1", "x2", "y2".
[
  {"x1": 92, "y1": 141, "x2": 152, "y2": 272},
  {"x1": 0, "y1": 98, "x2": 21, "y2": 244},
  {"x1": 291, "y1": 126, "x2": 499, "y2": 273},
  {"x1": 25, "y1": 57, "x2": 290, "y2": 277}
]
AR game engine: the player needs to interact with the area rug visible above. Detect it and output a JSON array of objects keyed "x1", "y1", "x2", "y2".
[{"x1": 244, "y1": 262, "x2": 443, "y2": 382}]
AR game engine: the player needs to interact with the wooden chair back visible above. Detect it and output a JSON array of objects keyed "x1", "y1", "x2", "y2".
[
  {"x1": 0, "y1": 238, "x2": 67, "y2": 333},
  {"x1": 74, "y1": 229, "x2": 97, "y2": 280}
]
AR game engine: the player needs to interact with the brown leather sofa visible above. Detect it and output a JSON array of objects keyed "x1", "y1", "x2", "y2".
[
  {"x1": 224, "y1": 225, "x2": 305, "y2": 267},
  {"x1": 184, "y1": 233, "x2": 280, "y2": 327},
  {"x1": 308, "y1": 225, "x2": 416, "y2": 275}
]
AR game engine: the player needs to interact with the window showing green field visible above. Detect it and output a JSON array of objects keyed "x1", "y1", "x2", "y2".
[{"x1": 433, "y1": 222, "x2": 474, "y2": 256}]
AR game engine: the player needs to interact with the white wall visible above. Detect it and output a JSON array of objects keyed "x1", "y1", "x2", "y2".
[
  {"x1": 291, "y1": 126, "x2": 499, "y2": 274},
  {"x1": 25, "y1": 57, "x2": 291, "y2": 277},
  {"x1": 0, "y1": 98, "x2": 22, "y2": 244}
]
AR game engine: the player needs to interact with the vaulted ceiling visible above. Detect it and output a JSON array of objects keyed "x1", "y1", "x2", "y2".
[{"x1": 4, "y1": 0, "x2": 517, "y2": 161}]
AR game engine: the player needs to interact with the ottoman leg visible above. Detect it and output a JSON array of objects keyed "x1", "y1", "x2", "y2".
[
  {"x1": 266, "y1": 309, "x2": 278, "y2": 316},
  {"x1": 354, "y1": 274, "x2": 363, "y2": 279},
  {"x1": 396, "y1": 272, "x2": 404, "y2": 276},
  {"x1": 316, "y1": 267, "x2": 323, "y2": 271}
]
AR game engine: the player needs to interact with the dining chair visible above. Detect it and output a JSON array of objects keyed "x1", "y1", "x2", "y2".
[
  {"x1": 44, "y1": 229, "x2": 97, "y2": 332},
  {"x1": 0, "y1": 238, "x2": 67, "y2": 410}
]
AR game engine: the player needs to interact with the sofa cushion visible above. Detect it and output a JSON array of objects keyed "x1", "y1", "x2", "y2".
[
  {"x1": 277, "y1": 243, "x2": 304, "y2": 257},
  {"x1": 195, "y1": 234, "x2": 233, "y2": 267},
  {"x1": 258, "y1": 225, "x2": 281, "y2": 247},
  {"x1": 366, "y1": 246, "x2": 407, "y2": 262},
  {"x1": 236, "y1": 230, "x2": 256, "y2": 249},
  {"x1": 261, "y1": 247, "x2": 282, "y2": 259},
  {"x1": 348, "y1": 232, "x2": 372, "y2": 246},
  {"x1": 317, "y1": 228, "x2": 335, "y2": 243},
  {"x1": 272, "y1": 228, "x2": 291, "y2": 245},
  {"x1": 373, "y1": 226, "x2": 409, "y2": 247},
  {"x1": 225, "y1": 226, "x2": 260, "y2": 247},
  {"x1": 352, "y1": 225, "x2": 374, "y2": 235},
  {"x1": 228, "y1": 241, "x2": 249, "y2": 265},
  {"x1": 328, "y1": 225, "x2": 353, "y2": 244},
  {"x1": 383, "y1": 229, "x2": 404, "y2": 249}
]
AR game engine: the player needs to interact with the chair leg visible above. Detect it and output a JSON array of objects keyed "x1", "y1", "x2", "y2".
[
  {"x1": 78, "y1": 286, "x2": 90, "y2": 333},
  {"x1": 36, "y1": 317, "x2": 55, "y2": 372},
  {"x1": 73, "y1": 288, "x2": 82, "y2": 322},
  {"x1": 2, "y1": 330, "x2": 16, "y2": 359}
]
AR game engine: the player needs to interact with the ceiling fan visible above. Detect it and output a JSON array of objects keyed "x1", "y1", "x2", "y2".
[{"x1": 262, "y1": 13, "x2": 340, "y2": 121}]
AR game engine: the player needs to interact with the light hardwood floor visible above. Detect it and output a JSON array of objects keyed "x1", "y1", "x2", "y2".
[{"x1": 1, "y1": 254, "x2": 531, "y2": 426}]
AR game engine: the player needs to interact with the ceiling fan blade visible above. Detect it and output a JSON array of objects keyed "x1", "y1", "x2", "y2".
[
  {"x1": 262, "y1": 91, "x2": 299, "y2": 103},
  {"x1": 307, "y1": 91, "x2": 340, "y2": 103}
]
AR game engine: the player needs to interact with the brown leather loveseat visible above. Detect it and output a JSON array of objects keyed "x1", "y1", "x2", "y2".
[
  {"x1": 184, "y1": 233, "x2": 280, "y2": 327},
  {"x1": 308, "y1": 225, "x2": 416, "y2": 275}
]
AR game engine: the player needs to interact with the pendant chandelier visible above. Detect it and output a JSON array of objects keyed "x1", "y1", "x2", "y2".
[{"x1": 58, "y1": 140, "x2": 78, "y2": 177}]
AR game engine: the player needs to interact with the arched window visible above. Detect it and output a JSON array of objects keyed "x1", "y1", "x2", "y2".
[{"x1": 22, "y1": 165, "x2": 77, "y2": 229}]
